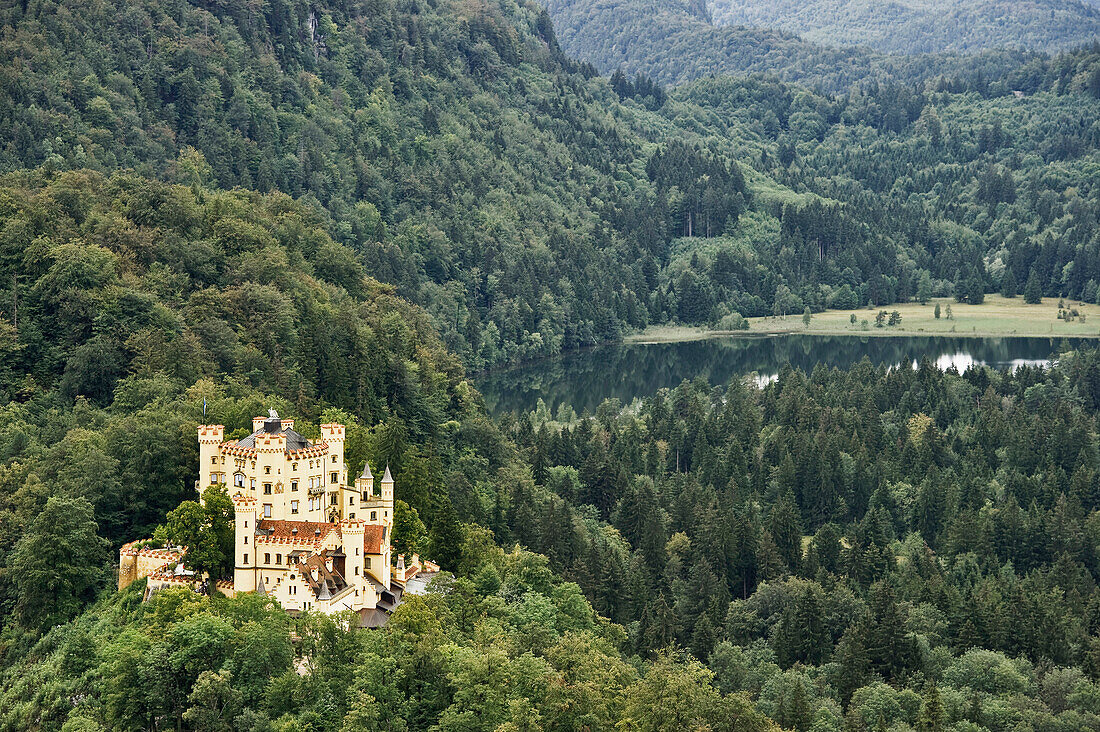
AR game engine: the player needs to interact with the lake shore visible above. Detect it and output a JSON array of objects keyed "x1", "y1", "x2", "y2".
[{"x1": 627, "y1": 295, "x2": 1100, "y2": 343}]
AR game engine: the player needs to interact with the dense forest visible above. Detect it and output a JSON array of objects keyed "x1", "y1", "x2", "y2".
[
  {"x1": 7, "y1": 0, "x2": 1100, "y2": 366},
  {"x1": 5, "y1": 0, "x2": 1100, "y2": 728},
  {"x1": 539, "y1": 0, "x2": 1040, "y2": 87},
  {"x1": 662, "y1": 60, "x2": 1100, "y2": 314},
  {"x1": 708, "y1": 0, "x2": 1100, "y2": 55},
  {"x1": 498, "y1": 348, "x2": 1100, "y2": 730}
]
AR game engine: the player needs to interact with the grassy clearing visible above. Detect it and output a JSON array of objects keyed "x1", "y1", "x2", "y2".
[{"x1": 626, "y1": 295, "x2": 1100, "y2": 343}]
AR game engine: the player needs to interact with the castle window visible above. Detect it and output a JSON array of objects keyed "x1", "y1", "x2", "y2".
[
  {"x1": 366, "y1": 558, "x2": 371, "y2": 569},
  {"x1": 330, "y1": 494, "x2": 338, "y2": 506},
  {"x1": 371, "y1": 511, "x2": 377, "y2": 521},
  {"x1": 265, "y1": 553, "x2": 271, "y2": 564},
  {"x1": 209, "y1": 474, "x2": 217, "y2": 485},
  {"x1": 250, "y1": 479, "x2": 256, "y2": 489},
  {"x1": 265, "y1": 466, "x2": 271, "y2": 474},
  {"x1": 211, "y1": 456, "x2": 217, "y2": 464},
  {"x1": 276, "y1": 554, "x2": 282, "y2": 564},
  {"x1": 355, "y1": 567, "x2": 359, "y2": 575},
  {"x1": 263, "y1": 504, "x2": 272, "y2": 518},
  {"x1": 331, "y1": 472, "x2": 338, "y2": 484},
  {"x1": 332, "y1": 455, "x2": 337, "y2": 463},
  {"x1": 234, "y1": 473, "x2": 244, "y2": 487},
  {"x1": 244, "y1": 521, "x2": 248, "y2": 528},
  {"x1": 350, "y1": 513, "x2": 355, "y2": 518},
  {"x1": 244, "y1": 536, "x2": 248, "y2": 544},
  {"x1": 356, "y1": 548, "x2": 359, "y2": 556},
  {"x1": 264, "y1": 483, "x2": 272, "y2": 495},
  {"x1": 349, "y1": 495, "x2": 355, "y2": 505},
  {"x1": 291, "y1": 501, "x2": 299, "y2": 515},
  {"x1": 293, "y1": 463, "x2": 298, "y2": 471},
  {"x1": 291, "y1": 481, "x2": 298, "y2": 492}
]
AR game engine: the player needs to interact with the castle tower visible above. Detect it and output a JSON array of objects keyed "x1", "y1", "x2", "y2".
[
  {"x1": 341, "y1": 519, "x2": 366, "y2": 608},
  {"x1": 255, "y1": 418, "x2": 286, "y2": 520},
  {"x1": 320, "y1": 423, "x2": 347, "y2": 520},
  {"x1": 380, "y1": 464, "x2": 394, "y2": 526},
  {"x1": 355, "y1": 461, "x2": 374, "y2": 495},
  {"x1": 233, "y1": 495, "x2": 258, "y2": 593},
  {"x1": 320, "y1": 423, "x2": 346, "y2": 488},
  {"x1": 197, "y1": 425, "x2": 225, "y2": 493}
]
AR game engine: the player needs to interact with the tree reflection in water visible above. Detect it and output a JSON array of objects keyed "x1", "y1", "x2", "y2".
[{"x1": 478, "y1": 335, "x2": 1087, "y2": 416}]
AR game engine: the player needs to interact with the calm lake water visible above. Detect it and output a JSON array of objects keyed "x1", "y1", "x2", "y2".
[{"x1": 476, "y1": 335, "x2": 1091, "y2": 415}]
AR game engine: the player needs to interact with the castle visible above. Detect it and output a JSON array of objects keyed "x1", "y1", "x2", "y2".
[{"x1": 119, "y1": 411, "x2": 437, "y2": 626}]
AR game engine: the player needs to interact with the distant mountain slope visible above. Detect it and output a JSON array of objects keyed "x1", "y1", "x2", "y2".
[
  {"x1": 541, "y1": 0, "x2": 1039, "y2": 87},
  {"x1": 709, "y1": 0, "x2": 1100, "y2": 54}
]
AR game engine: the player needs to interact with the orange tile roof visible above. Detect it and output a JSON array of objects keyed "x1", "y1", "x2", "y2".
[{"x1": 256, "y1": 519, "x2": 339, "y2": 547}]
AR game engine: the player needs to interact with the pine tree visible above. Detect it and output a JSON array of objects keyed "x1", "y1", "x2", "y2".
[
  {"x1": 1001, "y1": 269, "x2": 1018, "y2": 298},
  {"x1": 768, "y1": 492, "x2": 804, "y2": 572},
  {"x1": 1024, "y1": 269, "x2": 1043, "y2": 304},
  {"x1": 916, "y1": 681, "x2": 945, "y2": 732},
  {"x1": 427, "y1": 500, "x2": 464, "y2": 571},
  {"x1": 832, "y1": 624, "x2": 871, "y2": 707},
  {"x1": 968, "y1": 277, "x2": 985, "y2": 305},
  {"x1": 864, "y1": 582, "x2": 916, "y2": 681}
]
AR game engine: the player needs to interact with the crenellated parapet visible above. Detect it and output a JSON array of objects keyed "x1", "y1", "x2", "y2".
[{"x1": 198, "y1": 425, "x2": 225, "y2": 444}]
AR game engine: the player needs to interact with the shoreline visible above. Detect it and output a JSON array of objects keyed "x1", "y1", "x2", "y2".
[
  {"x1": 627, "y1": 296, "x2": 1100, "y2": 344},
  {"x1": 627, "y1": 326, "x2": 1100, "y2": 344}
]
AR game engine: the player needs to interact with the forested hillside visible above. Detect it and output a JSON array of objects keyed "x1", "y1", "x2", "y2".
[
  {"x1": 500, "y1": 349, "x2": 1100, "y2": 730},
  {"x1": 662, "y1": 62, "x2": 1100, "y2": 312},
  {"x1": 709, "y1": 0, "x2": 1100, "y2": 54},
  {"x1": 9, "y1": 0, "x2": 1100, "y2": 728},
  {"x1": 540, "y1": 0, "x2": 1038, "y2": 87}
]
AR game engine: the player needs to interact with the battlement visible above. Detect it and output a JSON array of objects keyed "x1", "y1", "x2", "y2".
[
  {"x1": 341, "y1": 518, "x2": 366, "y2": 532},
  {"x1": 256, "y1": 432, "x2": 287, "y2": 453},
  {"x1": 233, "y1": 494, "x2": 258, "y2": 510},
  {"x1": 198, "y1": 425, "x2": 225, "y2": 444},
  {"x1": 320, "y1": 423, "x2": 345, "y2": 441}
]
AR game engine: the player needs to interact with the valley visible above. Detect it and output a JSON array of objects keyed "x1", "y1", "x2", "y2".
[{"x1": 2, "y1": 0, "x2": 1100, "y2": 730}]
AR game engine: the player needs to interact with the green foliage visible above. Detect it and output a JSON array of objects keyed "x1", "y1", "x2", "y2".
[
  {"x1": 165, "y1": 485, "x2": 235, "y2": 584},
  {"x1": 9, "y1": 495, "x2": 109, "y2": 631},
  {"x1": 541, "y1": 0, "x2": 1037, "y2": 87},
  {"x1": 708, "y1": 0, "x2": 1100, "y2": 54},
  {"x1": 391, "y1": 499, "x2": 428, "y2": 558}
]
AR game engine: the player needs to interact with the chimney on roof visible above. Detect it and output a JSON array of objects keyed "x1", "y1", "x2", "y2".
[
  {"x1": 291, "y1": 527, "x2": 298, "y2": 536},
  {"x1": 314, "y1": 528, "x2": 321, "y2": 536}
]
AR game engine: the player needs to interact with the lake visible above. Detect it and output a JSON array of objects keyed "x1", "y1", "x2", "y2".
[{"x1": 476, "y1": 335, "x2": 1089, "y2": 415}]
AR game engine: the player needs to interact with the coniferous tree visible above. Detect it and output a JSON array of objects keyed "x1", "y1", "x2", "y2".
[
  {"x1": 916, "y1": 681, "x2": 945, "y2": 732},
  {"x1": 1025, "y1": 270, "x2": 1044, "y2": 304}
]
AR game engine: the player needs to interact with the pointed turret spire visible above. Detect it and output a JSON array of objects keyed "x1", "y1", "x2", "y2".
[
  {"x1": 257, "y1": 577, "x2": 267, "y2": 595},
  {"x1": 361, "y1": 461, "x2": 373, "y2": 480},
  {"x1": 317, "y1": 580, "x2": 332, "y2": 601},
  {"x1": 382, "y1": 464, "x2": 393, "y2": 482}
]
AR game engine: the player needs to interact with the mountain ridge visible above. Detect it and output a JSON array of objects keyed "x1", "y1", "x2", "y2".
[{"x1": 709, "y1": 0, "x2": 1100, "y2": 55}]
